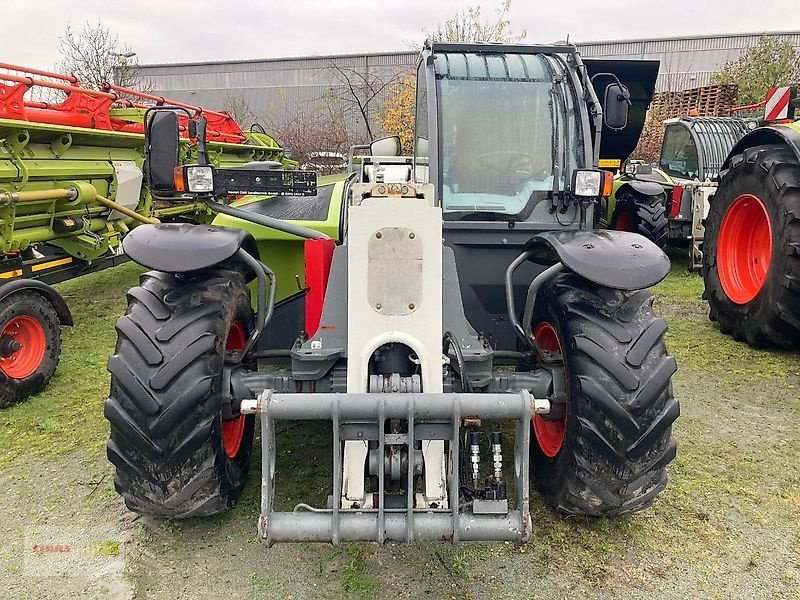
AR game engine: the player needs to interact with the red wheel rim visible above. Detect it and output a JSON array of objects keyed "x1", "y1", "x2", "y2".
[
  {"x1": 614, "y1": 211, "x2": 633, "y2": 232},
  {"x1": 532, "y1": 322, "x2": 566, "y2": 458},
  {"x1": 222, "y1": 320, "x2": 247, "y2": 459},
  {"x1": 0, "y1": 315, "x2": 46, "y2": 379},
  {"x1": 717, "y1": 193, "x2": 772, "y2": 304}
]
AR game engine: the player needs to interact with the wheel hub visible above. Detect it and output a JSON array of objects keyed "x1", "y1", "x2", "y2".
[
  {"x1": 532, "y1": 322, "x2": 567, "y2": 458},
  {"x1": 0, "y1": 315, "x2": 46, "y2": 379},
  {"x1": 717, "y1": 193, "x2": 772, "y2": 304},
  {"x1": 222, "y1": 320, "x2": 248, "y2": 459},
  {"x1": 0, "y1": 334, "x2": 21, "y2": 357},
  {"x1": 614, "y1": 210, "x2": 633, "y2": 232}
]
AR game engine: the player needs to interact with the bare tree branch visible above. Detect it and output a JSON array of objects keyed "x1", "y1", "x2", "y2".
[
  {"x1": 56, "y1": 20, "x2": 151, "y2": 92},
  {"x1": 425, "y1": 0, "x2": 527, "y2": 44},
  {"x1": 326, "y1": 60, "x2": 402, "y2": 141}
]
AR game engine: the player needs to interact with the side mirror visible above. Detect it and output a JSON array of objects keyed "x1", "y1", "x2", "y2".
[
  {"x1": 145, "y1": 110, "x2": 180, "y2": 192},
  {"x1": 603, "y1": 83, "x2": 631, "y2": 130},
  {"x1": 370, "y1": 135, "x2": 401, "y2": 157}
]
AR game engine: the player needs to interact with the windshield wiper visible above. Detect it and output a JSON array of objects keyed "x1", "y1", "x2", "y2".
[
  {"x1": 547, "y1": 84, "x2": 560, "y2": 210},
  {"x1": 548, "y1": 67, "x2": 572, "y2": 214}
]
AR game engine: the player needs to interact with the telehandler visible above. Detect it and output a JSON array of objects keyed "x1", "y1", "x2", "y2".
[{"x1": 106, "y1": 42, "x2": 679, "y2": 544}]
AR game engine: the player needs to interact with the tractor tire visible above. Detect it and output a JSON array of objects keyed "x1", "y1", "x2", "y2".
[
  {"x1": 702, "y1": 144, "x2": 800, "y2": 349},
  {"x1": 530, "y1": 273, "x2": 679, "y2": 516},
  {"x1": 105, "y1": 269, "x2": 256, "y2": 518},
  {"x1": 0, "y1": 291, "x2": 61, "y2": 408},
  {"x1": 611, "y1": 192, "x2": 668, "y2": 249}
]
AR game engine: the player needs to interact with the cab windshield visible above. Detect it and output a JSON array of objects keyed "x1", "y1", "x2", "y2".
[
  {"x1": 659, "y1": 124, "x2": 700, "y2": 180},
  {"x1": 436, "y1": 52, "x2": 581, "y2": 216}
]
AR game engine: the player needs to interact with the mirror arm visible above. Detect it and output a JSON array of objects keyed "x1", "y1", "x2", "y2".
[
  {"x1": 574, "y1": 55, "x2": 604, "y2": 167},
  {"x1": 195, "y1": 114, "x2": 210, "y2": 166}
]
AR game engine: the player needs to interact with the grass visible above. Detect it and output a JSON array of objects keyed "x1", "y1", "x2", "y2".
[
  {"x1": 0, "y1": 252, "x2": 798, "y2": 599},
  {"x1": 0, "y1": 262, "x2": 142, "y2": 465},
  {"x1": 335, "y1": 547, "x2": 379, "y2": 597}
]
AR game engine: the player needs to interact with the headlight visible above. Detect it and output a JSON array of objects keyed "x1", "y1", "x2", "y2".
[
  {"x1": 572, "y1": 169, "x2": 602, "y2": 197},
  {"x1": 185, "y1": 166, "x2": 214, "y2": 193}
]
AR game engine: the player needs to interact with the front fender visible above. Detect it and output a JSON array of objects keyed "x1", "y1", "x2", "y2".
[
  {"x1": 122, "y1": 223, "x2": 259, "y2": 274},
  {"x1": 0, "y1": 279, "x2": 73, "y2": 326},
  {"x1": 722, "y1": 123, "x2": 800, "y2": 170},
  {"x1": 618, "y1": 179, "x2": 667, "y2": 198},
  {"x1": 526, "y1": 230, "x2": 670, "y2": 290}
]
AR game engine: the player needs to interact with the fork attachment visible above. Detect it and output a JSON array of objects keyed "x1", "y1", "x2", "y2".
[{"x1": 241, "y1": 390, "x2": 542, "y2": 545}]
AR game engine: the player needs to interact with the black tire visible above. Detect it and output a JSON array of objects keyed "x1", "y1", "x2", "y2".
[
  {"x1": 105, "y1": 269, "x2": 256, "y2": 518},
  {"x1": 702, "y1": 144, "x2": 800, "y2": 349},
  {"x1": 530, "y1": 273, "x2": 679, "y2": 516},
  {"x1": 611, "y1": 190, "x2": 669, "y2": 249},
  {"x1": 0, "y1": 291, "x2": 61, "y2": 408}
]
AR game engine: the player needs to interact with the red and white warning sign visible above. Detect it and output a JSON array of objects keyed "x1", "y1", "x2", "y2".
[{"x1": 765, "y1": 86, "x2": 792, "y2": 121}]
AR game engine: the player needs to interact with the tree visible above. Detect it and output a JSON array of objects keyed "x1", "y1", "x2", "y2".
[
  {"x1": 57, "y1": 21, "x2": 148, "y2": 90},
  {"x1": 712, "y1": 36, "x2": 800, "y2": 106},
  {"x1": 425, "y1": 0, "x2": 527, "y2": 44},
  {"x1": 378, "y1": 74, "x2": 416, "y2": 154},
  {"x1": 378, "y1": 1, "x2": 526, "y2": 150},
  {"x1": 222, "y1": 94, "x2": 258, "y2": 128},
  {"x1": 327, "y1": 60, "x2": 401, "y2": 141},
  {"x1": 265, "y1": 91, "x2": 354, "y2": 171}
]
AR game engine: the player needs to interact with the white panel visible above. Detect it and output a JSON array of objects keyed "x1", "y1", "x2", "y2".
[
  {"x1": 346, "y1": 197, "x2": 443, "y2": 394},
  {"x1": 109, "y1": 161, "x2": 143, "y2": 220}
]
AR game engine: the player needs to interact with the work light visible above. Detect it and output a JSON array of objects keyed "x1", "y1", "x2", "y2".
[
  {"x1": 572, "y1": 169, "x2": 602, "y2": 197},
  {"x1": 185, "y1": 165, "x2": 215, "y2": 193}
]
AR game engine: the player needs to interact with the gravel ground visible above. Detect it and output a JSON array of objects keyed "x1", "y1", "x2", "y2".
[{"x1": 0, "y1": 259, "x2": 798, "y2": 600}]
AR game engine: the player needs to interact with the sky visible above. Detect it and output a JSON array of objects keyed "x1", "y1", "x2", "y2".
[{"x1": 4, "y1": 0, "x2": 800, "y2": 68}]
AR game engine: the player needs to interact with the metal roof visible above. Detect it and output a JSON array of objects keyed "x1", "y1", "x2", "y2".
[{"x1": 133, "y1": 31, "x2": 800, "y2": 143}]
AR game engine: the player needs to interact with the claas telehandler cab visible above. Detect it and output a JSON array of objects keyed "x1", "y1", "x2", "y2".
[{"x1": 105, "y1": 42, "x2": 678, "y2": 545}]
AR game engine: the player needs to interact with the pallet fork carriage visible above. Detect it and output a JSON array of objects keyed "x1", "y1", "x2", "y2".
[
  {"x1": 246, "y1": 391, "x2": 539, "y2": 544},
  {"x1": 106, "y1": 41, "x2": 679, "y2": 544}
]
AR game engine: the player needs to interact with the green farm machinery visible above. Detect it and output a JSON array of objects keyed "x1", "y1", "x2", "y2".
[{"x1": 0, "y1": 63, "x2": 296, "y2": 405}]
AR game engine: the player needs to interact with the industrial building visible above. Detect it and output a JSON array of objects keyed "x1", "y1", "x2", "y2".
[{"x1": 135, "y1": 31, "x2": 800, "y2": 152}]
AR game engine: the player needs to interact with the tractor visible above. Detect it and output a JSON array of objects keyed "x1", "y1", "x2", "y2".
[
  {"x1": 605, "y1": 160, "x2": 669, "y2": 249},
  {"x1": 701, "y1": 87, "x2": 800, "y2": 348},
  {"x1": 105, "y1": 41, "x2": 679, "y2": 544}
]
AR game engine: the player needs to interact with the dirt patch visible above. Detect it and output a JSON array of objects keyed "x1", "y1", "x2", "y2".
[{"x1": 0, "y1": 262, "x2": 798, "y2": 599}]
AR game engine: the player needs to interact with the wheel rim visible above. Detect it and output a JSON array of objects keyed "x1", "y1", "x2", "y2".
[
  {"x1": 614, "y1": 211, "x2": 633, "y2": 232},
  {"x1": 717, "y1": 193, "x2": 772, "y2": 304},
  {"x1": 0, "y1": 315, "x2": 46, "y2": 379},
  {"x1": 532, "y1": 322, "x2": 567, "y2": 458},
  {"x1": 222, "y1": 320, "x2": 247, "y2": 459}
]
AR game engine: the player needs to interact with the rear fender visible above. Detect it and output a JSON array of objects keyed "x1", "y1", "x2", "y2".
[{"x1": 526, "y1": 230, "x2": 670, "y2": 290}]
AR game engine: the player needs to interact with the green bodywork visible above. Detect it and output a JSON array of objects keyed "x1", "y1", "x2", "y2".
[
  {"x1": 212, "y1": 174, "x2": 347, "y2": 302},
  {"x1": 0, "y1": 116, "x2": 295, "y2": 263}
]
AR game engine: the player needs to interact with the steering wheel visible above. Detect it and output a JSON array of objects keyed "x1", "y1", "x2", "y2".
[{"x1": 476, "y1": 151, "x2": 543, "y2": 184}]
